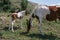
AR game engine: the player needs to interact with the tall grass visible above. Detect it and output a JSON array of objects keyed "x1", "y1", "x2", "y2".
[{"x1": 0, "y1": 13, "x2": 60, "y2": 40}]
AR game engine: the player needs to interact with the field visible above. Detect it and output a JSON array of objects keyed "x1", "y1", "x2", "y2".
[{"x1": 0, "y1": 13, "x2": 60, "y2": 40}]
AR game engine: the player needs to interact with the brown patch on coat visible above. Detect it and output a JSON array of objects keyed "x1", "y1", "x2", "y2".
[
  {"x1": 46, "y1": 6, "x2": 59, "y2": 21},
  {"x1": 11, "y1": 14, "x2": 18, "y2": 20},
  {"x1": 11, "y1": 13, "x2": 22, "y2": 20},
  {"x1": 48, "y1": 6, "x2": 58, "y2": 11}
]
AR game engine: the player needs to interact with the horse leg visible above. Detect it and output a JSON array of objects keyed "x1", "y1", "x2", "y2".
[
  {"x1": 39, "y1": 17, "x2": 44, "y2": 35},
  {"x1": 9, "y1": 19, "x2": 12, "y2": 30},
  {"x1": 18, "y1": 19, "x2": 23, "y2": 29},
  {"x1": 10, "y1": 19, "x2": 15, "y2": 32}
]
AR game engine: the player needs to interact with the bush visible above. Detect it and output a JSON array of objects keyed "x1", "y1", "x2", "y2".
[
  {"x1": 0, "y1": 0, "x2": 11, "y2": 12},
  {"x1": 21, "y1": 0, "x2": 28, "y2": 10}
]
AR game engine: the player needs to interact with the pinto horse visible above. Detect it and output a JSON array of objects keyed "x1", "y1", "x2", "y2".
[
  {"x1": 26, "y1": 5, "x2": 60, "y2": 35},
  {"x1": 8, "y1": 10, "x2": 25, "y2": 32}
]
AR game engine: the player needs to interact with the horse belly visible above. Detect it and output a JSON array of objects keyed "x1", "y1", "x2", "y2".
[{"x1": 35, "y1": 7, "x2": 50, "y2": 18}]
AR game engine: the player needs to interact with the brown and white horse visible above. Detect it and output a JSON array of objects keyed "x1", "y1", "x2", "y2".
[
  {"x1": 26, "y1": 5, "x2": 60, "y2": 35},
  {"x1": 8, "y1": 10, "x2": 26, "y2": 32}
]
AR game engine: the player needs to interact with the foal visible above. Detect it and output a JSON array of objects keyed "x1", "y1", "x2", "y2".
[{"x1": 8, "y1": 10, "x2": 25, "y2": 32}]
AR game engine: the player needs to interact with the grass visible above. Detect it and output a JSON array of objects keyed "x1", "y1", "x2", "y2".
[{"x1": 0, "y1": 13, "x2": 60, "y2": 40}]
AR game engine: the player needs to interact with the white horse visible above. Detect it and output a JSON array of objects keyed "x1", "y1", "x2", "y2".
[
  {"x1": 8, "y1": 10, "x2": 25, "y2": 32},
  {"x1": 26, "y1": 5, "x2": 59, "y2": 35}
]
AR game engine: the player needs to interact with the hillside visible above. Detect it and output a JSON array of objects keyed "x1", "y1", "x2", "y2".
[
  {"x1": 0, "y1": 0, "x2": 37, "y2": 13},
  {"x1": 0, "y1": 0, "x2": 60, "y2": 40},
  {"x1": 9, "y1": 0, "x2": 38, "y2": 13}
]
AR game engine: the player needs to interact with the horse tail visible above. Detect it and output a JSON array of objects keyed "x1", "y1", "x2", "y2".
[
  {"x1": 26, "y1": 17, "x2": 32, "y2": 33},
  {"x1": 26, "y1": 6, "x2": 38, "y2": 33},
  {"x1": 26, "y1": 14, "x2": 35, "y2": 33}
]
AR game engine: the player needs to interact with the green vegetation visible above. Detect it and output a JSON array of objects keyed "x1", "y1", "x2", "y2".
[
  {"x1": 21, "y1": 0, "x2": 28, "y2": 10},
  {"x1": 0, "y1": 13, "x2": 60, "y2": 40},
  {"x1": 0, "y1": 0, "x2": 60, "y2": 40},
  {"x1": 0, "y1": 0, "x2": 11, "y2": 12},
  {"x1": 0, "y1": 0, "x2": 35, "y2": 13}
]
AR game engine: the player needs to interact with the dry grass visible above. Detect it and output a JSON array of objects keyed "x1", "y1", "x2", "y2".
[{"x1": 0, "y1": 13, "x2": 60, "y2": 40}]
